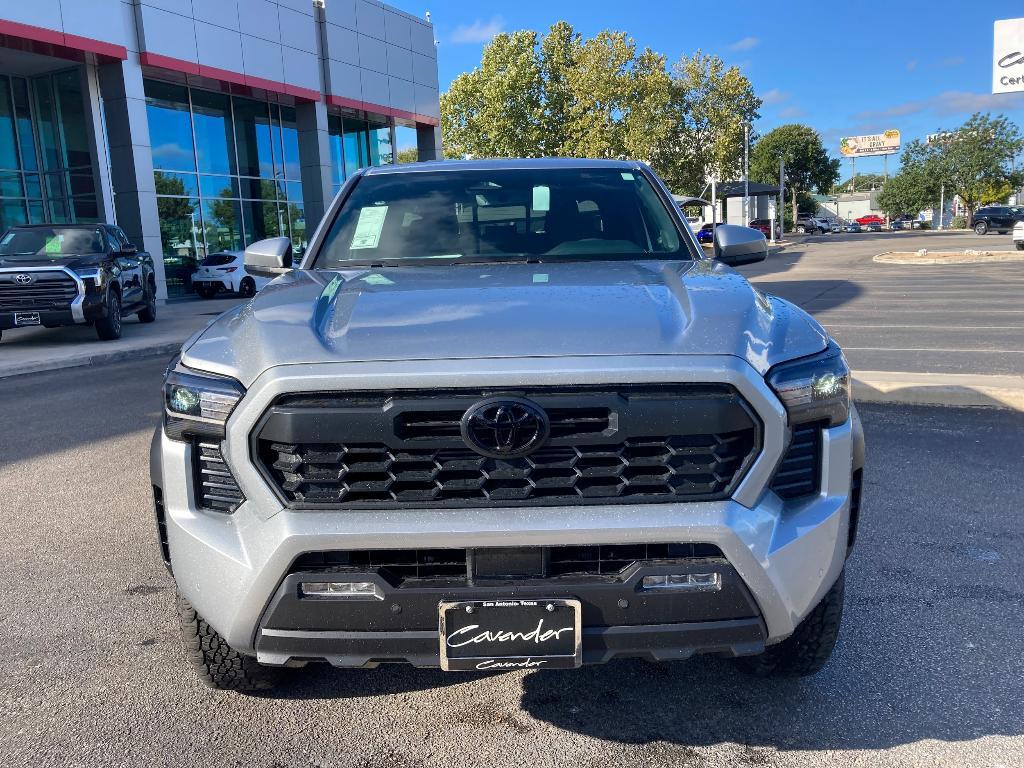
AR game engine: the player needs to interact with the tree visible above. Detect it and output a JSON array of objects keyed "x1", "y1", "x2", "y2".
[
  {"x1": 440, "y1": 23, "x2": 760, "y2": 194},
  {"x1": 396, "y1": 147, "x2": 420, "y2": 164},
  {"x1": 876, "y1": 167, "x2": 939, "y2": 217},
  {"x1": 834, "y1": 172, "x2": 886, "y2": 193},
  {"x1": 750, "y1": 124, "x2": 839, "y2": 231}
]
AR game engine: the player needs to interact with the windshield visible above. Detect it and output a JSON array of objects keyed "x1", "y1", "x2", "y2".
[
  {"x1": 0, "y1": 227, "x2": 104, "y2": 260},
  {"x1": 314, "y1": 167, "x2": 697, "y2": 268}
]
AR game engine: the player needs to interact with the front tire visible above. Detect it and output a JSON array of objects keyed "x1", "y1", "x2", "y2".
[
  {"x1": 95, "y1": 290, "x2": 122, "y2": 341},
  {"x1": 137, "y1": 280, "x2": 157, "y2": 323},
  {"x1": 1016, "y1": 241, "x2": 1024, "y2": 251},
  {"x1": 177, "y1": 593, "x2": 284, "y2": 691},
  {"x1": 735, "y1": 571, "x2": 845, "y2": 677},
  {"x1": 238, "y1": 277, "x2": 257, "y2": 298},
  {"x1": 974, "y1": 221, "x2": 989, "y2": 235},
  {"x1": 796, "y1": 225, "x2": 806, "y2": 234}
]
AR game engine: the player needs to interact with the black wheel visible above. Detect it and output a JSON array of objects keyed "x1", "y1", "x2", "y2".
[
  {"x1": 137, "y1": 279, "x2": 157, "y2": 323},
  {"x1": 735, "y1": 571, "x2": 845, "y2": 677},
  {"x1": 974, "y1": 221, "x2": 989, "y2": 235},
  {"x1": 95, "y1": 290, "x2": 122, "y2": 341},
  {"x1": 238, "y1": 277, "x2": 256, "y2": 298},
  {"x1": 177, "y1": 592, "x2": 284, "y2": 691},
  {"x1": 796, "y1": 225, "x2": 806, "y2": 234},
  {"x1": 1016, "y1": 241, "x2": 1024, "y2": 251},
  {"x1": 195, "y1": 284, "x2": 218, "y2": 299}
]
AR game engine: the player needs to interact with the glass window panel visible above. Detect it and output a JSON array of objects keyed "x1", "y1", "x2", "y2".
[
  {"x1": 1, "y1": 199, "x2": 27, "y2": 230},
  {"x1": 156, "y1": 195, "x2": 201, "y2": 297},
  {"x1": 239, "y1": 177, "x2": 280, "y2": 201},
  {"x1": 286, "y1": 198, "x2": 306, "y2": 258},
  {"x1": 394, "y1": 125, "x2": 418, "y2": 164},
  {"x1": 28, "y1": 200, "x2": 45, "y2": 224},
  {"x1": 144, "y1": 80, "x2": 196, "y2": 173},
  {"x1": 53, "y1": 70, "x2": 92, "y2": 169},
  {"x1": 202, "y1": 198, "x2": 243, "y2": 252},
  {"x1": 11, "y1": 77, "x2": 37, "y2": 172},
  {"x1": 284, "y1": 181, "x2": 302, "y2": 203},
  {"x1": 0, "y1": 76, "x2": 19, "y2": 170},
  {"x1": 367, "y1": 120, "x2": 393, "y2": 166},
  {"x1": 71, "y1": 195, "x2": 99, "y2": 222},
  {"x1": 241, "y1": 199, "x2": 284, "y2": 246},
  {"x1": 45, "y1": 172, "x2": 68, "y2": 200},
  {"x1": 279, "y1": 105, "x2": 300, "y2": 180},
  {"x1": 232, "y1": 98, "x2": 275, "y2": 178},
  {"x1": 47, "y1": 197, "x2": 69, "y2": 222},
  {"x1": 327, "y1": 115, "x2": 345, "y2": 186},
  {"x1": 154, "y1": 170, "x2": 198, "y2": 197},
  {"x1": 23, "y1": 173, "x2": 42, "y2": 198},
  {"x1": 342, "y1": 116, "x2": 368, "y2": 176},
  {"x1": 190, "y1": 89, "x2": 236, "y2": 176},
  {"x1": 198, "y1": 174, "x2": 239, "y2": 199},
  {"x1": 0, "y1": 170, "x2": 23, "y2": 196},
  {"x1": 32, "y1": 76, "x2": 62, "y2": 171},
  {"x1": 68, "y1": 171, "x2": 96, "y2": 196}
]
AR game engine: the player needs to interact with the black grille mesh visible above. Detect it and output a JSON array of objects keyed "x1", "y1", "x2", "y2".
[
  {"x1": 0, "y1": 272, "x2": 77, "y2": 311},
  {"x1": 770, "y1": 423, "x2": 822, "y2": 499},
  {"x1": 194, "y1": 442, "x2": 245, "y2": 512}
]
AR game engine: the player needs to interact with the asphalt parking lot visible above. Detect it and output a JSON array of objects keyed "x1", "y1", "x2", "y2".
[
  {"x1": 744, "y1": 230, "x2": 1024, "y2": 376},
  {"x1": 1, "y1": 357, "x2": 1021, "y2": 768}
]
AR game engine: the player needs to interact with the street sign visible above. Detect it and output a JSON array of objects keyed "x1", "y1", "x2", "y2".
[
  {"x1": 994, "y1": 18, "x2": 1024, "y2": 94},
  {"x1": 839, "y1": 131, "x2": 901, "y2": 157}
]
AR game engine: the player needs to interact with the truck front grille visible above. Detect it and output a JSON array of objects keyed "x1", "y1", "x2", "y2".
[
  {"x1": 254, "y1": 385, "x2": 761, "y2": 509},
  {"x1": 0, "y1": 271, "x2": 78, "y2": 311}
]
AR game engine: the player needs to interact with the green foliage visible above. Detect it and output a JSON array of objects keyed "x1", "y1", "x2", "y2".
[
  {"x1": 440, "y1": 23, "x2": 760, "y2": 193},
  {"x1": 950, "y1": 215, "x2": 967, "y2": 229},
  {"x1": 876, "y1": 161, "x2": 939, "y2": 217},
  {"x1": 834, "y1": 172, "x2": 886, "y2": 192},
  {"x1": 396, "y1": 147, "x2": 420, "y2": 164},
  {"x1": 749, "y1": 125, "x2": 839, "y2": 230}
]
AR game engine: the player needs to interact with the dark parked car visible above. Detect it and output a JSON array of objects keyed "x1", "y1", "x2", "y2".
[
  {"x1": 0, "y1": 223, "x2": 156, "y2": 341},
  {"x1": 748, "y1": 219, "x2": 779, "y2": 239},
  {"x1": 864, "y1": 222, "x2": 883, "y2": 232},
  {"x1": 695, "y1": 222, "x2": 722, "y2": 243},
  {"x1": 972, "y1": 205, "x2": 1024, "y2": 235}
]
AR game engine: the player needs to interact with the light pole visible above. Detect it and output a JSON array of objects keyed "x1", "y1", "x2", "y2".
[{"x1": 743, "y1": 123, "x2": 750, "y2": 226}]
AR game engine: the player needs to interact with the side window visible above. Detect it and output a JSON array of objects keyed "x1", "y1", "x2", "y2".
[
  {"x1": 103, "y1": 229, "x2": 119, "y2": 253},
  {"x1": 112, "y1": 227, "x2": 131, "y2": 249}
]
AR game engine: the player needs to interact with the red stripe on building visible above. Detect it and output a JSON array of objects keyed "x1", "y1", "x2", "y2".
[
  {"x1": 326, "y1": 94, "x2": 439, "y2": 127},
  {"x1": 139, "y1": 52, "x2": 320, "y2": 103},
  {"x1": 0, "y1": 18, "x2": 127, "y2": 61}
]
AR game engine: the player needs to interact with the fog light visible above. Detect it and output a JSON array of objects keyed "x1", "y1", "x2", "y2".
[
  {"x1": 641, "y1": 573, "x2": 722, "y2": 592},
  {"x1": 300, "y1": 581, "x2": 384, "y2": 600}
]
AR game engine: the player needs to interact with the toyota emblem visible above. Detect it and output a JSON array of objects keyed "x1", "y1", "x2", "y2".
[
  {"x1": 14, "y1": 273, "x2": 33, "y2": 285},
  {"x1": 460, "y1": 397, "x2": 550, "y2": 459}
]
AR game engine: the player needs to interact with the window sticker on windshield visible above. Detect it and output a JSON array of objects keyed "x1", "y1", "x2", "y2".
[
  {"x1": 45, "y1": 235, "x2": 63, "y2": 254},
  {"x1": 621, "y1": 172, "x2": 635, "y2": 181},
  {"x1": 532, "y1": 185, "x2": 550, "y2": 212},
  {"x1": 351, "y1": 205, "x2": 388, "y2": 249},
  {"x1": 0, "y1": 232, "x2": 13, "y2": 246},
  {"x1": 533, "y1": 273, "x2": 549, "y2": 283},
  {"x1": 362, "y1": 273, "x2": 394, "y2": 285}
]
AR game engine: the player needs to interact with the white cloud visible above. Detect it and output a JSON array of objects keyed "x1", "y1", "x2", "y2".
[
  {"x1": 450, "y1": 16, "x2": 505, "y2": 44},
  {"x1": 761, "y1": 88, "x2": 790, "y2": 105},
  {"x1": 728, "y1": 36, "x2": 759, "y2": 52},
  {"x1": 854, "y1": 90, "x2": 1024, "y2": 121},
  {"x1": 778, "y1": 105, "x2": 807, "y2": 119}
]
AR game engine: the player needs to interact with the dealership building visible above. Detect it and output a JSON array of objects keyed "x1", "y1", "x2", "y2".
[{"x1": 0, "y1": 0, "x2": 441, "y2": 298}]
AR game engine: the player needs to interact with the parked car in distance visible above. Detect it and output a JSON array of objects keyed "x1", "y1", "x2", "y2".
[
  {"x1": 695, "y1": 222, "x2": 722, "y2": 244},
  {"x1": 830, "y1": 221, "x2": 843, "y2": 233},
  {"x1": 796, "y1": 215, "x2": 830, "y2": 234},
  {"x1": 0, "y1": 223, "x2": 156, "y2": 342},
  {"x1": 842, "y1": 222, "x2": 862, "y2": 233},
  {"x1": 972, "y1": 205, "x2": 1024, "y2": 235},
  {"x1": 748, "y1": 218, "x2": 780, "y2": 239},
  {"x1": 191, "y1": 251, "x2": 270, "y2": 299},
  {"x1": 151, "y1": 158, "x2": 863, "y2": 690},
  {"x1": 854, "y1": 215, "x2": 884, "y2": 227},
  {"x1": 1013, "y1": 221, "x2": 1024, "y2": 250},
  {"x1": 864, "y1": 222, "x2": 883, "y2": 232}
]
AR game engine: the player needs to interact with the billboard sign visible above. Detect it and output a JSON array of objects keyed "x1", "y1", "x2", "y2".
[
  {"x1": 994, "y1": 18, "x2": 1024, "y2": 94},
  {"x1": 839, "y1": 130, "x2": 901, "y2": 157}
]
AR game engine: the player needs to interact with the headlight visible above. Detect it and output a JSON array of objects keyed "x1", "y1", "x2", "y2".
[
  {"x1": 163, "y1": 356, "x2": 245, "y2": 441},
  {"x1": 767, "y1": 340, "x2": 851, "y2": 427},
  {"x1": 73, "y1": 267, "x2": 106, "y2": 288}
]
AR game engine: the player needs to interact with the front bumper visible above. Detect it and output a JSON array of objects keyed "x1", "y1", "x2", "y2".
[{"x1": 155, "y1": 355, "x2": 857, "y2": 664}]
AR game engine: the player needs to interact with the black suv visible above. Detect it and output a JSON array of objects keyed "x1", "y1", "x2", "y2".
[
  {"x1": 972, "y1": 205, "x2": 1024, "y2": 235},
  {"x1": 0, "y1": 223, "x2": 157, "y2": 342}
]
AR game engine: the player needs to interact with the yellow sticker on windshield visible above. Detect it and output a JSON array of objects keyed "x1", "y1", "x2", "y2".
[
  {"x1": 45, "y1": 235, "x2": 63, "y2": 254},
  {"x1": 351, "y1": 206, "x2": 388, "y2": 249}
]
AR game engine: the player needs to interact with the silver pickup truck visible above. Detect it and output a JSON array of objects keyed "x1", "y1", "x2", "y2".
[{"x1": 150, "y1": 158, "x2": 864, "y2": 690}]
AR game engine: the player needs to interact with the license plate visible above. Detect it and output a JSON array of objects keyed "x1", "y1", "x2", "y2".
[
  {"x1": 14, "y1": 312, "x2": 41, "y2": 326},
  {"x1": 439, "y1": 598, "x2": 582, "y2": 671}
]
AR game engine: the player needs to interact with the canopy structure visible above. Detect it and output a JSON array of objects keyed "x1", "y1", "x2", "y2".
[{"x1": 697, "y1": 181, "x2": 780, "y2": 199}]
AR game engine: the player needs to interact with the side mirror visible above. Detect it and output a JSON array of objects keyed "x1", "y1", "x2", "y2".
[
  {"x1": 713, "y1": 224, "x2": 767, "y2": 266},
  {"x1": 120, "y1": 244, "x2": 138, "y2": 255},
  {"x1": 244, "y1": 236, "x2": 293, "y2": 278}
]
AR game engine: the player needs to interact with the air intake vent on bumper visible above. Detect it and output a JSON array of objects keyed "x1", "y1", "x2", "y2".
[
  {"x1": 770, "y1": 422, "x2": 823, "y2": 499},
  {"x1": 194, "y1": 442, "x2": 245, "y2": 512}
]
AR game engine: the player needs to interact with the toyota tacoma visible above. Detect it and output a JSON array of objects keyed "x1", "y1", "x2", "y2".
[{"x1": 150, "y1": 159, "x2": 864, "y2": 690}]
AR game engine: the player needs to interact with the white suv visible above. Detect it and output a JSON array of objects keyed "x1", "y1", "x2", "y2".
[{"x1": 1013, "y1": 221, "x2": 1024, "y2": 251}]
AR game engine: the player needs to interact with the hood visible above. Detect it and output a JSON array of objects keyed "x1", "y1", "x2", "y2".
[
  {"x1": 0, "y1": 253, "x2": 105, "y2": 271},
  {"x1": 182, "y1": 260, "x2": 828, "y2": 387}
]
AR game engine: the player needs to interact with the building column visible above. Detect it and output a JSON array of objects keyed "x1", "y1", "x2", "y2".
[
  {"x1": 296, "y1": 100, "x2": 334, "y2": 240},
  {"x1": 97, "y1": 56, "x2": 167, "y2": 300},
  {"x1": 416, "y1": 124, "x2": 442, "y2": 161},
  {"x1": 79, "y1": 63, "x2": 116, "y2": 224}
]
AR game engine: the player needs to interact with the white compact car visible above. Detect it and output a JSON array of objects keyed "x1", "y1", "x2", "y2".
[
  {"x1": 191, "y1": 251, "x2": 270, "y2": 299},
  {"x1": 1013, "y1": 221, "x2": 1024, "y2": 251}
]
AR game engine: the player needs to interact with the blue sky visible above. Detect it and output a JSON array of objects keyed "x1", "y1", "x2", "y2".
[{"x1": 405, "y1": 0, "x2": 1024, "y2": 183}]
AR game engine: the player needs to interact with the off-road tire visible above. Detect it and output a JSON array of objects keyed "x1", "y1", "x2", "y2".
[
  {"x1": 176, "y1": 592, "x2": 284, "y2": 691},
  {"x1": 239, "y1": 277, "x2": 256, "y2": 298},
  {"x1": 974, "y1": 221, "x2": 989, "y2": 235},
  {"x1": 138, "y1": 279, "x2": 157, "y2": 323},
  {"x1": 195, "y1": 284, "x2": 218, "y2": 299},
  {"x1": 1016, "y1": 241, "x2": 1024, "y2": 251},
  {"x1": 95, "y1": 290, "x2": 122, "y2": 341},
  {"x1": 735, "y1": 571, "x2": 844, "y2": 678}
]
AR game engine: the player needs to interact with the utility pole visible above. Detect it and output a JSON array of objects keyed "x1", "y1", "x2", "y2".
[
  {"x1": 743, "y1": 123, "x2": 750, "y2": 226},
  {"x1": 938, "y1": 184, "x2": 945, "y2": 230},
  {"x1": 778, "y1": 157, "x2": 785, "y2": 239},
  {"x1": 710, "y1": 176, "x2": 717, "y2": 229}
]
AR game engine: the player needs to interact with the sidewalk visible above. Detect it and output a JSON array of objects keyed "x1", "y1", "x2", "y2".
[{"x1": 0, "y1": 297, "x2": 242, "y2": 379}]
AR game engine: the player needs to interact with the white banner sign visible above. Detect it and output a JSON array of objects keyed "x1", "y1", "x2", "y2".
[{"x1": 994, "y1": 18, "x2": 1024, "y2": 94}]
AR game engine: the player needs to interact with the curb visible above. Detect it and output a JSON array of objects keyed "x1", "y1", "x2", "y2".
[
  {"x1": 853, "y1": 372, "x2": 1024, "y2": 411},
  {"x1": 0, "y1": 342, "x2": 181, "y2": 380}
]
